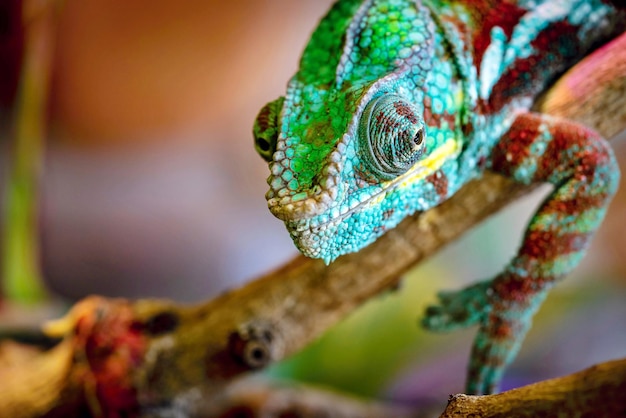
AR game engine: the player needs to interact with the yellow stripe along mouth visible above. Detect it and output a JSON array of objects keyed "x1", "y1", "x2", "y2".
[{"x1": 292, "y1": 136, "x2": 461, "y2": 231}]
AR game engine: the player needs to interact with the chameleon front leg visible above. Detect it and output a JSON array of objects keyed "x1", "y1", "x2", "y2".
[{"x1": 423, "y1": 112, "x2": 619, "y2": 395}]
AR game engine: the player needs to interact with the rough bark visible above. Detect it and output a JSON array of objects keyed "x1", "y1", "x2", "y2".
[
  {"x1": 0, "y1": 340, "x2": 82, "y2": 418},
  {"x1": 181, "y1": 376, "x2": 418, "y2": 418},
  {"x1": 439, "y1": 358, "x2": 626, "y2": 418}
]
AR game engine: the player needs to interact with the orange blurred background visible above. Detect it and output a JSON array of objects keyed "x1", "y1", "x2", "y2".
[{"x1": 44, "y1": 0, "x2": 335, "y2": 300}]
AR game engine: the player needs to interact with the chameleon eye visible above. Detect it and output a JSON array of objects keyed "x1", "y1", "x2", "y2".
[
  {"x1": 357, "y1": 94, "x2": 426, "y2": 180},
  {"x1": 253, "y1": 96, "x2": 285, "y2": 162}
]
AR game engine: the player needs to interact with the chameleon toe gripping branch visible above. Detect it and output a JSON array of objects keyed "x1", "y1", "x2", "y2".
[{"x1": 253, "y1": 0, "x2": 625, "y2": 394}]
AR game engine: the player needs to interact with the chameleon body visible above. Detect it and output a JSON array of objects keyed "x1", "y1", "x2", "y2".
[{"x1": 253, "y1": 0, "x2": 625, "y2": 394}]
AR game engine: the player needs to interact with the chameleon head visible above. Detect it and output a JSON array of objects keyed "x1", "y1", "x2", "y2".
[{"x1": 253, "y1": 0, "x2": 458, "y2": 263}]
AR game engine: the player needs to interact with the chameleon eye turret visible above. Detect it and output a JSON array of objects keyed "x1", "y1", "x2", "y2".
[
  {"x1": 357, "y1": 94, "x2": 426, "y2": 181},
  {"x1": 253, "y1": 97, "x2": 284, "y2": 162}
]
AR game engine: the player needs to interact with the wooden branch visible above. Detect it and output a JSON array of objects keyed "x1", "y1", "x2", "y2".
[
  {"x1": 1, "y1": 31, "x2": 625, "y2": 418},
  {"x1": 176, "y1": 376, "x2": 416, "y2": 418},
  {"x1": 440, "y1": 358, "x2": 626, "y2": 418},
  {"x1": 143, "y1": 359, "x2": 626, "y2": 418},
  {"x1": 0, "y1": 340, "x2": 81, "y2": 418}
]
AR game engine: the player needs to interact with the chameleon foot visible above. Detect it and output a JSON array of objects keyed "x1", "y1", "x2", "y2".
[
  {"x1": 422, "y1": 280, "x2": 493, "y2": 332},
  {"x1": 423, "y1": 278, "x2": 538, "y2": 395}
]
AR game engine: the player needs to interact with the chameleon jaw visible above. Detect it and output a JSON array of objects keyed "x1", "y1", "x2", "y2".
[
  {"x1": 283, "y1": 162, "x2": 424, "y2": 260},
  {"x1": 269, "y1": 135, "x2": 460, "y2": 229},
  {"x1": 266, "y1": 177, "x2": 339, "y2": 222},
  {"x1": 266, "y1": 141, "x2": 347, "y2": 222},
  {"x1": 273, "y1": 136, "x2": 462, "y2": 262}
]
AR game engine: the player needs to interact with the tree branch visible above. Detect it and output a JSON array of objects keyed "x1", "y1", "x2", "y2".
[
  {"x1": 439, "y1": 358, "x2": 626, "y2": 418},
  {"x1": 0, "y1": 340, "x2": 80, "y2": 418},
  {"x1": 171, "y1": 376, "x2": 417, "y2": 418}
]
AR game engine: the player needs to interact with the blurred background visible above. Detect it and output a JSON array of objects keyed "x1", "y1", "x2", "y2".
[{"x1": 1, "y1": 0, "x2": 625, "y2": 411}]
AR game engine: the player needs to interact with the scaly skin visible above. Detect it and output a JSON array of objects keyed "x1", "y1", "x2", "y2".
[{"x1": 253, "y1": 0, "x2": 625, "y2": 394}]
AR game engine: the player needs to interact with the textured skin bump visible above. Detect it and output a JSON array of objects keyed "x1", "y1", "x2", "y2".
[{"x1": 254, "y1": 0, "x2": 625, "y2": 394}]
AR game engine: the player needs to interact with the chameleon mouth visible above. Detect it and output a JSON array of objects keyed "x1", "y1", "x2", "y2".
[
  {"x1": 266, "y1": 143, "x2": 346, "y2": 222},
  {"x1": 276, "y1": 137, "x2": 460, "y2": 228},
  {"x1": 280, "y1": 137, "x2": 460, "y2": 262}
]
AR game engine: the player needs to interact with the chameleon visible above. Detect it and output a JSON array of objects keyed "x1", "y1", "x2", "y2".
[{"x1": 253, "y1": 0, "x2": 625, "y2": 394}]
